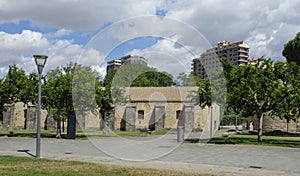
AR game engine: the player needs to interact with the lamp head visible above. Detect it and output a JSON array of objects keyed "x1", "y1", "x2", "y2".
[{"x1": 33, "y1": 55, "x2": 48, "y2": 74}]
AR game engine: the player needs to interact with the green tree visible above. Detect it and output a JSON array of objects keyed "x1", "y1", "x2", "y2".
[
  {"x1": 272, "y1": 61, "x2": 300, "y2": 132},
  {"x1": 176, "y1": 72, "x2": 200, "y2": 86},
  {"x1": 72, "y1": 64, "x2": 100, "y2": 116},
  {"x1": 23, "y1": 73, "x2": 39, "y2": 105},
  {"x1": 42, "y1": 63, "x2": 74, "y2": 137},
  {"x1": 283, "y1": 32, "x2": 300, "y2": 65},
  {"x1": 0, "y1": 77, "x2": 5, "y2": 121},
  {"x1": 131, "y1": 71, "x2": 174, "y2": 87},
  {"x1": 2, "y1": 65, "x2": 29, "y2": 104},
  {"x1": 221, "y1": 107, "x2": 245, "y2": 126},
  {"x1": 226, "y1": 57, "x2": 278, "y2": 142},
  {"x1": 95, "y1": 69, "x2": 116, "y2": 129},
  {"x1": 0, "y1": 66, "x2": 41, "y2": 122}
]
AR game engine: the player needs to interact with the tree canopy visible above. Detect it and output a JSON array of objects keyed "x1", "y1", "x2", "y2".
[{"x1": 283, "y1": 32, "x2": 300, "y2": 65}]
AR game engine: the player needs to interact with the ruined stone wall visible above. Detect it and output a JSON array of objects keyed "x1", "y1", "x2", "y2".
[
  {"x1": 2, "y1": 102, "x2": 48, "y2": 130},
  {"x1": 250, "y1": 115, "x2": 299, "y2": 132},
  {"x1": 85, "y1": 111, "x2": 100, "y2": 130}
]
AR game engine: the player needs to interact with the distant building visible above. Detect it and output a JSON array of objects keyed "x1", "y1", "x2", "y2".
[
  {"x1": 106, "y1": 59, "x2": 122, "y2": 72},
  {"x1": 106, "y1": 55, "x2": 147, "y2": 72},
  {"x1": 192, "y1": 41, "x2": 249, "y2": 79}
]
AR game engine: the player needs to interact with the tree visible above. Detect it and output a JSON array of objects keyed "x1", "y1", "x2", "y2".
[
  {"x1": 131, "y1": 70, "x2": 174, "y2": 87},
  {"x1": 2, "y1": 65, "x2": 29, "y2": 104},
  {"x1": 22, "y1": 73, "x2": 39, "y2": 105},
  {"x1": 72, "y1": 64, "x2": 100, "y2": 116},
  {"x1": 0, "y1": 77, "x2": 4, "y2": 121},
  {"x1": 0, "y1": 65, "x2": 30, "y2": 122},
  {"x1": 221, "y1": 107, "x2": 245, "y2": 126},
  {"x1": 42, "y1": 63, "x2": 74, "y2": 137},
  {"x1": 110, "y1": 64, "x2": 174, "y2": 87},
  {"x1": 226, "y1": 57, "x2": 278, "y2": 142},
  {"x1": 176, "y1": 72, "x2": 200, "y2": 86},
  {"x1": 272, "y1": 61, "x2": 300, "y2": 132},
  {"x1": 196, "y1": 67, "x2": 226, "y2": 108},
  {"x1": 283, "y1": 32, "x2": 300, "y2": 65}
]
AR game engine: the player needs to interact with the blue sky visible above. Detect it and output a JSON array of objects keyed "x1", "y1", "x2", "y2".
[{"x1": 0, "y1": 0, "x2": 300, "y2": 78}]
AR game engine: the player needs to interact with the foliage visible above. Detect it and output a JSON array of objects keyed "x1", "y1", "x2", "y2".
[
  {"x1": 226, "y1": 57, "x2": 278, "y2": 142},
  {"x1": 95, "y1": 69, "x2": 115, "y2": 119},
  {"x1": 72, "y1": 64, "x2": 100, "y2": 115},
  {"x1": 131, "y1": 70, "x2": 174, "y2": 87},
  {"x1": 1, "y1": 65, "x2": 29, "y2": 104},
  {"x1": 195, "y1": 69, "x2": 226, "y2": 108},
  {"x1": 283, "y1": 32, "x2": 300, "y2": 65},
  {"x1": 221, "y1": 107, "x2": 245, "y2": 125},
  {"x1": 111, "y1": 64, "x2": 174, "y2": 87},
  {"x1": 0, "y1": 65, "x2": 30, "y2": 121},
  {"x1": 272, "y1": 61, "x2": 300, "y2": 131},
  {"x1": 176, "y1": 72, "x2": 200, "y2": 86},
  {"x1": 42, "y1": 63, "x2": 74, "y2": 136}
]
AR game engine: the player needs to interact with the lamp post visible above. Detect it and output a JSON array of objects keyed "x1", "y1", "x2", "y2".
[{"x1": 33, "y1": 55, "x2": 48, "y2": 158}]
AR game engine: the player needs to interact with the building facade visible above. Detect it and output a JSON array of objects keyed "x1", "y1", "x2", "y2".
[
  {"x1": 107, "y1": 55, "x2": 147, "y2": 72},
  {"x1": 192, "y1": 41, "x2": 249, "y2": 79},
  {"x1": 113, "y1": 87, "x2": 220, "y2": 134}
]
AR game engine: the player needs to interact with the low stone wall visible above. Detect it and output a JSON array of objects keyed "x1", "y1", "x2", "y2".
[
  {"x1": 249, "y1": 115, "x2": 299, "y2": 132},
  {"x1": 2, "y1": 102, "x2": 47, "y2": 130}
]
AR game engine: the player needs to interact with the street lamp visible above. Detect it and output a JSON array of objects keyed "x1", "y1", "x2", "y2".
[{"x1": 33, "y1": 54, "x2": 48, "y2": 158}]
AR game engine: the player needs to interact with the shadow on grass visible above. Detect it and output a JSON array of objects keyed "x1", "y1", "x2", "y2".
[
  {"x1": 241, "y1": 130, "x2": 300, "y2": 137},
  {"x1": 183, "y1": 130, "x2": 300, "y2": 148}
]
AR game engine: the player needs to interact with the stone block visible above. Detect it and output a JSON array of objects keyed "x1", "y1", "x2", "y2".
[
  {"x1": 154, "y1": 106, "x2": 165, "y2": 130},
  {"x1": 26, "y1": 105, "x2": 36, "y2": 130},
  {"x1": 2, "y1": 104, "x2": 14, "y2": 130},
  {"x1": 125, "y1": 106, "x2": 136, "y2": 131}
]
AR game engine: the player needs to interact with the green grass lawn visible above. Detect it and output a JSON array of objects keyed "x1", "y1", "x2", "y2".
[
  {"x1": 0, "y1": 156, "x2": 207, "y2": 176},
  {"x1": 208, "y1": 130, "x2": 300, "y2": 148}
]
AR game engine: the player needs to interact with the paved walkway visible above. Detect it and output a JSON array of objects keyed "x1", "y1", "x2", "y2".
[{"x1": 0, "y1": 135, "x2": 299, "y2": 176}]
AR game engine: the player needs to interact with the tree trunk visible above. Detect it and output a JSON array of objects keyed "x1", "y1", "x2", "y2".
[
  {"x1": 56, "y1": 109, "x2": 62, "y2": 138},
  {"x1": 62, "y1": 120, "x2": 65, "y2": 133},
  {"x1": 257, "y1": 112, "x2": 263, "y2": 142},
  {"x1": 286, "y1": 119, "x2": 290, "y2": 132}
]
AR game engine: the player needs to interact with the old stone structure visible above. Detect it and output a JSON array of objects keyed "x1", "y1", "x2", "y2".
[
  {"x1": 113, "y1": 87, "x2": 219, "y2": 132},
  {"x1": 1, "y1": 87, "x2": 223, "y2": 134},
  {"x1": 2, "y1": 102, "x2": 48, "y2": 130},
  {"x1": 250, "y1": 115, "x2": 299, "y2": 132}
]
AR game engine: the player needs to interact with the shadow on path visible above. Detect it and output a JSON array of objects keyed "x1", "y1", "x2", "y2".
[{"x1": 17, "y1": 150, "x2": 36, "y2": 158}]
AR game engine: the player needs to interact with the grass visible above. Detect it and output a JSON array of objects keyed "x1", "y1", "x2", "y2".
[
  {"x1": 208, "y1": 130, "x2": 300, "y2": 148},
  {"x1": 0, "y1": 156, "x2": 207, "y2": 176},
  {"x1": 0, "y1": 129, "x2": 168, "y2": 139}
]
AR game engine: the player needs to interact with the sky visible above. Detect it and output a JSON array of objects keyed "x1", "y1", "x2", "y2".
[{"x1": 0, "y1": 0, "x2": 300, "y2": 79}]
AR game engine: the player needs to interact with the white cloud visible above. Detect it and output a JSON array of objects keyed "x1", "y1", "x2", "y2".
[
  {"x1": 0, "y1": 30, "x2": 49, "y2": 55},
  {"x1": 0, "y1": 0, "x2": 161, "y2": 31},
  {"x1": 164, "y1": 0, "x2": 300, "y2": 60},
  {"x1": 0, "y1": 30, "x2": 103, "y2": 77},
  {"x1": 45, "y1": 29, "x2": 73, "y2": 39},
  {"x1": 128, "y1": 36, "x2": 196, "y2": 77}
]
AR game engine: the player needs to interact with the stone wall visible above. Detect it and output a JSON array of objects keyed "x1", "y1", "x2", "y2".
[
  {"x1": 250, "y1": 115, "x2": 299, "y2": 132},
  {"x1": 2, "y1": 104, "x2": 15, "y2": 130},
  {"x1": 114, "y1": 101, "x2": 214, "y2": 131},
  {"x1": 2, "y1": 102, "x2": 48, "y2": 130}
]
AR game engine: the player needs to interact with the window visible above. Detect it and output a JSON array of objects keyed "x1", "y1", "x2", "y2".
[
  {"x1": 138, "y1": 110, "x2": 144, "y2": 120},
  {"x1": 176, "y1": 110, "x2": 181, "y2": 119}
]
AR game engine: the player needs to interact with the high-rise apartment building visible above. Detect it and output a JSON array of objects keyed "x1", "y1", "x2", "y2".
[
  {"x1": 192, "y1": 41, "x2": 249, "y2": 78},
  {"x1": 106, "y1": 54, "x2": 147, "y2": 72}
]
